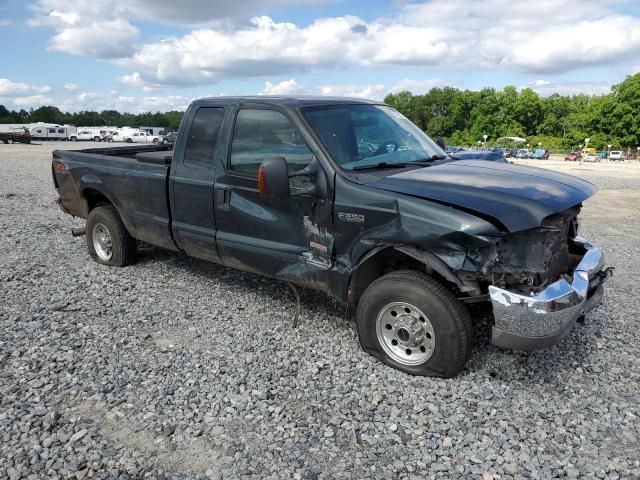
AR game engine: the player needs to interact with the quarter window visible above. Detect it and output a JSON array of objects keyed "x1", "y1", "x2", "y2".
[
  {"x1": 183, "y1": 107, "x2": 225, "y2": 169},
  {"x1": 229, "y1": 109, "x2": 313, "y2": 176}
]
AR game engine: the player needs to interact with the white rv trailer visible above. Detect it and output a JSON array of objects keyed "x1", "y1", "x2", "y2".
[{"x1": 30, "y1": 124, "x2": 77, "y2": 141}]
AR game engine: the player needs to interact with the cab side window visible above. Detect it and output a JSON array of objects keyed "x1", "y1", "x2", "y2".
[
  {"x1": 183, "y1": 107, "x2": 225, "y2": 169},
  {"x1": 229, "y1": 109, "x2": 313, "y2": 176}
]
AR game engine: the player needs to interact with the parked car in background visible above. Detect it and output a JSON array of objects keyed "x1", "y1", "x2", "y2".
[
  {"x1": 450, "y1": 151, "x2": 507, "y2": 163},
  {"x1": 598, "y1": 151, "x2": 607, "y2": 160},
  {"x1": 126, "y1": 131, "x2": 160, "y2": 143},
  {"x1": 565, "y1": 152, "x2": 581, "y2": 161},
  {"x1": 533, "y1": 149, "x2": 549, "y2": 160},
  {"x1": 72, "y1": 129, "x2": 106, "y2": 142},
  {"x1": 609, "y1": 150, "x2": 624, "y2": 161},
  {"x1": 583, "y1": 152, "x2": 600, "y2": 162},
  {"x1": 162, "y1": 132, "x2": 178, "y2": 144},
  {"x1": 516, "y1": 149, "x2": 532, "y2": 159},
  {"x1": 501, "y1": 148, "x2": 516, "y2": 158},
  {"x1": 445, "y1": 146, "x2": 465, "y2": 154}
]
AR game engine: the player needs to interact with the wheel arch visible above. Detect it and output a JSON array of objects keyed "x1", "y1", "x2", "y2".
[{"x1": 347, "y1": 245, "x2": 468, "y2": 305}]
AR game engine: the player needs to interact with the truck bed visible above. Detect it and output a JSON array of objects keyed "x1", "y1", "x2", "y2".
[{"x1": 52, "y1": 144, "x2": 177, "y2": 251}]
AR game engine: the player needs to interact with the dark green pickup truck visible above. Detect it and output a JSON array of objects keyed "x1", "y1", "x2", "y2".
[{"x1": 52, "y1": 96, "x2": 611, "y2": 377}]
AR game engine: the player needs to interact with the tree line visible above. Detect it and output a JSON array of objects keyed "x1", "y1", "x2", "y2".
[
  {"x1": 0, "y1": 106, "x2": 184, "y2": 132},
  {"x1": 384, "y1": 73, "x2": 640, "y2": 150},
  {"x1": 1, "y1": 73, "x2": 638, "y2": 150}
]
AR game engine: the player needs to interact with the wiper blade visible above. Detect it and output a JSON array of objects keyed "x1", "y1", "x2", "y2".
[
  {"x1": 351, "y1": 162, "x2": 407, "y2": 171},
  {"x1": 403, "y1": 155, "x2": 449, "y2": 165}
]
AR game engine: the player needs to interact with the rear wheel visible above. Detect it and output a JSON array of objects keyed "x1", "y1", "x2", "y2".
[
  {"x1": 70, "y1": 136, "x2": 77, "y2": 142},
  {"x1": 356, "y1": 270, "x2": 472, "y2": 378},
  {"x1": 86, "y1": 205, "x2": 137, "y2": 266},
  {"x1": 152, "y1": 138, "x2": 158, "y2": 143}
]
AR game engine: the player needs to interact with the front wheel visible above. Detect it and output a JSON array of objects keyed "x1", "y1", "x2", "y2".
[
  {"x1": 356, "y1": 270, "x2": 472, "y2": 378},
  {"x1": 86, "y1": 205, "x2": 137, "y2": 266}
]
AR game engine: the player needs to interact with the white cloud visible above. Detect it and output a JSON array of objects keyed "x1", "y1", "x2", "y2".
[
  {"x1": 316, "y1": 78, "x2": 445, "y2": 100},
  {"x1": 27, "y1": 0, "x2": 323, "y2": 59},
  {"x1": 255, "y1": 77, "x2": 445, "y2": 100},
  {"x1": 22, "y1": 0, "x2": 640, "y2": 90},
  {"x1": 260, "y1": 79, "x2": 302, "y2": 95},
  {"x1": 0, "y1": 78, "x2": 51, "y2": 96},
  {"x1": 523, "y1": 80, "x2": 613, "y2": 97},
  {"x1": 316, "y1": 83, "x2": 388, "y2": 99},
  {"x1": 30, "y1": 0, "x2": 322, "y2": 27},
  {"x1": 49, "y1": 19, "x2": 139, "y2": 58},
  {"x1": 56, "y1": 91, "x2": 191, "y2": 113},
  {"x1": 0, "y1": 19, "x2": 12, "y2": 27},
  {"x1": 64, "y1": 83, "x2": 78, "y2": 91},
  {"x1": 113, "y1": 1, "x2": 640, "y2": 86},
  {"x1": 9, "y1": 95, "x2": 54, "y2": 107}
]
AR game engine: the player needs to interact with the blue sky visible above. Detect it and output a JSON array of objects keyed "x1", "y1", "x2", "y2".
[{"x1": 1, "y1": 0, "x2": 639, "y2": 112}]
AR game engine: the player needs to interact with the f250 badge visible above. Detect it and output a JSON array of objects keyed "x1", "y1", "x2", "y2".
[{"x1": 338, "y1": 212, "x2": 365, "y2": 224}]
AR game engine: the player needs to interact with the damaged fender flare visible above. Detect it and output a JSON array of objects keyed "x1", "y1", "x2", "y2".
[
  {"x1": 394, "y1": 246, "x2": 473, "y2": 292},
  {"x1": 348, "y1": 245, "x2": 471, "y2": 303}
]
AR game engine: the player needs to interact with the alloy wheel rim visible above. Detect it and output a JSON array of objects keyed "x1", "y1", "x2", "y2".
[
  {"x1": 375, "y1": 302, "x2": 435, "y2": 366},
  {"x1": 92, "y1": 223, "x2": 113, "y2": 261}
]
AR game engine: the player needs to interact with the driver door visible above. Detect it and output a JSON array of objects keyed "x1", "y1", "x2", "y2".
[{"x1": 214, "y1": 106, "x2": 334, "y2": 284}]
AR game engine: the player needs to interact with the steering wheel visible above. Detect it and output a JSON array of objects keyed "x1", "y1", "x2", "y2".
[{"x1": 373, "y1": 140, "x2": 399, "y2": 156}]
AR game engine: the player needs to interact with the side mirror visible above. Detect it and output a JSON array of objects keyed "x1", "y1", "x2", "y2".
[
  {"x1": 258, "y1": 157, "x2": 289, "y2": 199},
  {"x1": 258, "y1": 155, "x2": 328, "y2": 200},
  {"x1": 436, "y1": 137, "x2": 446, "y2": 151}
]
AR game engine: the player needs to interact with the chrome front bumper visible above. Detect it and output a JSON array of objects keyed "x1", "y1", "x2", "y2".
[{"x1": 489, "y1": 237, "x2": 611, "y2": 350}]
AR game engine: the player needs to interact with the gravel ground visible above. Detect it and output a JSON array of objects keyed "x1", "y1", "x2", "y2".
[{"x1": 1, "y1": 143, "x2": 639, "y2": 479}]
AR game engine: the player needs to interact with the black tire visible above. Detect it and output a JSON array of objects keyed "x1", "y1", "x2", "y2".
[
  {"x1": 356, "y1": 270, "x2": 472, "y2": 378},
  {"x1": 152, "y1": 138, "x2": 158, "y2": 144},
  {"x1": 86, "y1": 205, "x2": 137, "y2": 267},
  {"x1": 70, "y1": 137, "x2": 77, "y2": 142},
  {"x1": 126, "y1": 138, "x2": 133, "y2": 143}
]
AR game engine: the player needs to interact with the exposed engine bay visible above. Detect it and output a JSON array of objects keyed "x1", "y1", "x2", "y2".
[{"x1": 458, "y1": 207, "x2": 583, "y2": 294}]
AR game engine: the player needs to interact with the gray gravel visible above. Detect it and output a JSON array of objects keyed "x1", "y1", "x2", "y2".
[{"x1": 1, "y1": 143, "x2": 639, "y2": 479}]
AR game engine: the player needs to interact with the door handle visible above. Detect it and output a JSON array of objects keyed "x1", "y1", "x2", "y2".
[{"x1": 215, "y1": 188, "x2": 231, "y2": 211}]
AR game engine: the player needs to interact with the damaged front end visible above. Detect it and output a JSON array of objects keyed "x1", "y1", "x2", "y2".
[{"x1": 453, "y1": 207, "x2": 612, "y2": 350}]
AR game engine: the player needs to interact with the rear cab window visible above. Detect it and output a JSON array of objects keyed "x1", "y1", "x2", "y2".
[{"x1": 183, "y1": 107, "x2": 225, "y2": 169}]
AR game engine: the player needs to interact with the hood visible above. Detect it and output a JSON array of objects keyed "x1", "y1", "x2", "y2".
[{"x1": 369, "y1": 160, "x2": 597, "y2": 232}]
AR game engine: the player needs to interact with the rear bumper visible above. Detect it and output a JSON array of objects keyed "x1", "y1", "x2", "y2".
[{"x1": 489, "y1": 237, "x2": 611, "y2": 350}]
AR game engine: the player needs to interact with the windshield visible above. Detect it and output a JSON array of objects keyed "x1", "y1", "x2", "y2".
[{"x1": 302, "y1": 104, "x2": 446, "y2": 170}]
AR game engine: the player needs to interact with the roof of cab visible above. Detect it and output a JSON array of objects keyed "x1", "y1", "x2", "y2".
[{"x1": 192, "y1": 95, "x2": 382, "y2": 108}]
